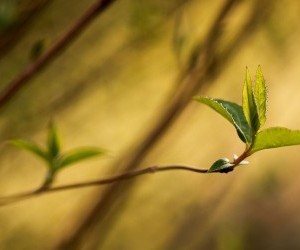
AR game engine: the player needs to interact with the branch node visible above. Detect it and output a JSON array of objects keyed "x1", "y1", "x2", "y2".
[{"x1": 149, "y1": 166, "x2": 159, "y2": 173}]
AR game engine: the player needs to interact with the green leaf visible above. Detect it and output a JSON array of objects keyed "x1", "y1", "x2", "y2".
[
  {"x1": 194, "y1": 96, "x2": 252, "y2": 143},
  {"x1": 10, "y1": 139, "x2": 48, "y2": 162},
  {"x1": 242, "y1": 67, "x2": 259, "y2": 132},
  {"x1": 57, "y1": 148, "x2": 105, "y2": 169},
  {"x1": 208, "y1": 158, "x2": 235, "y2": 173},
  {"x1": 47, "y1": 121, "x2": 60, "y2": 159},
  {"x1": 251, "y1": 127, "x2": 300, "y2": 153},
  {"x1": 254, "y1": 65, "x2": 267, "y2": 127}
]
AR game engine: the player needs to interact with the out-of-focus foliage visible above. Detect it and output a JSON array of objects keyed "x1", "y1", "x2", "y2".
[
  {"x1": 10, "y1": 121, "x2": 105, "y2": 188},
  {"x1": 0, "y1": 0, "x2": 48, "y2": 31},
  {"x1": 0, "y1": 0, "x2": 49, "y2": 52},
  {"x1": 29, "y1": 39, "x2": 45, "y2": 60},
  {"x1": 0, "y1": 0, "x2": 17, "y2": 31}
]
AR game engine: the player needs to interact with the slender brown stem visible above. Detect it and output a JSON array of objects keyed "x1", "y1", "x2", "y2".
[
  {"x1": 0, "y1": 0, "x2": 117, "y2": 108},
  {"x1": 232, "y1": 148, "x2": 251, "y2": 166},
  {"x1": 0, "y1": 165, "x2": 208, "y2": 207}
]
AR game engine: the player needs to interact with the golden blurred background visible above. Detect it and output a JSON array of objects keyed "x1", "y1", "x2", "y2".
[{"x1": 1, "y1": 0, "x2": 300, "y2": 249}]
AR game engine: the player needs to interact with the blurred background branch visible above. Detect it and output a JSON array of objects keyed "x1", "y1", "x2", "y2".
[{"x1": 0, "y1": 0, "x2": 116, "y2": 108}]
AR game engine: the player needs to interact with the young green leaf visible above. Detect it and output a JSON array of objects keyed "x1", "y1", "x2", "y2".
[
  {"x1": 208, "y1": 158, "x2": 235, "y2": 173},
  {"x1": 9, "y1": 121, "x2": 107, "y2": 189},
  {"x1": 57, "y1": 148, "x2": 105, "y2": 169},
  {"x1": 242, "y1": 67, "x2": 259, "y2": 132},
  {"x1": 251, "y1": 127, "x2": 300, "y2": 153},
  {"x1": 254, "y1": 65, "x2": 267, "y2": 127},
  {"x1": 194, "y1": 96, "x2": 252, "y2": 143},
  {"x1": 48, "y1": 121, "x2": 60, "y2": 158},
  {"x1": 9, "y1": 139, "x2": 48, "y2": 162}
]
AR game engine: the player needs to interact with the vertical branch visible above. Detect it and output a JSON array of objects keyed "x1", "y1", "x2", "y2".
[{"x1": 0, "y1": 0, "x2": 117, "y2": 108}]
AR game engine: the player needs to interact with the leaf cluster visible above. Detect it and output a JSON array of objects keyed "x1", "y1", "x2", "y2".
[{"x1": 195, "y1": 66, "x2": 300, "y2": 172}]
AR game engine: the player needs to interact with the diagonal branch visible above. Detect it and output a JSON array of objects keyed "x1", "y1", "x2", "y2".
[{"x1": 0, "y1": 0, "x2": 117, "y2": 108}]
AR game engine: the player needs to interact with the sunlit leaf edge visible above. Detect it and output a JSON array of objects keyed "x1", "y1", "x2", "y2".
[
  {"x1": 194, "y1": 96, "x2": 252, "y2": 143},
  {"x1": 254, "y1": 65, "x2": 267, "y2": 128},
  {"x1": 242, "y1": 67, "x2": 259, "y2": 132}
]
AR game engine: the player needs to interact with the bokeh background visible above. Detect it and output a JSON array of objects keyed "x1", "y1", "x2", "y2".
[{"x1": 1, "y1": 0, "x2": 300, "y2": 249}]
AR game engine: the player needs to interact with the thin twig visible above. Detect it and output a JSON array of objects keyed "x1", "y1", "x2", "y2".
[
  {"x1": 0, "y1": 149, "x2": 251, "y2": 207},
  {"x1": 0, "y1": 165, "x2": 208, "y2": 207},
  {"x1": 0, "y1": 0, "x2": 117, "y2": 108}
]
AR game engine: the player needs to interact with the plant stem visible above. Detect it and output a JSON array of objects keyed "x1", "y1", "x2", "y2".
[
  {"x1": 0, "y1": 146, "x2": 253, "y2": 207},
  {"x1": 232, "y1": 147, "x2": 251, "y2": 166},
  {"x1": 0, "y1": 165, "x2": 208, "y2": 206}
]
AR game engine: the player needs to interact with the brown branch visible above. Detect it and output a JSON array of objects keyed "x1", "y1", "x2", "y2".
[
  {"x1": 0, "y1": 165, "x2": 208, "y2": 207},
  {"x1": 0, "y1": 0, "x2": 117, "y2": 108}
]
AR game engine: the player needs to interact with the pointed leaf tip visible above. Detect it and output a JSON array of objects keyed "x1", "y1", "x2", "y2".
[{"x1": 254, "y1": 65, "x2": 267, "y2": 127}]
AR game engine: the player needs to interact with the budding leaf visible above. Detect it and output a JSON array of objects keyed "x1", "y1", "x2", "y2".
[
  {"x1": 251, "y1": 127, "x2": 300, "y2": 153},
  {"x1": 194, "y1": 96, "x2": 252, "y2": 143},
  {"x1": 208, "y1": 158, "x2": 235, "y2": 173},
  {"x1": 254, "y1": 65, "x2": 267, "y2": 127},
  {"x1": 242, "y1": 67, "x2": 259, "y2": 132}
]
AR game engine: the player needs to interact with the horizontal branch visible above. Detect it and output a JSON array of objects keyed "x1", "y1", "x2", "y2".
[
  {"x1": 0, "y1": 147, "x2": 250, "y2": 207},
  {"x1": 0, "y1": 165, "x2": 208, "y2": 207}
]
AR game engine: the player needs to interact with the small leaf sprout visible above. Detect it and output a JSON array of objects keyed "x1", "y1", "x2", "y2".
[{"x1": 10, "y1": 121, "x2": 105, "y2": 189}]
